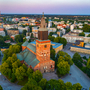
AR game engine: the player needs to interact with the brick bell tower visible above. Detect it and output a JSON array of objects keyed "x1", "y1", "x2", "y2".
[{"x1": 36, "y1": 13, "x2": 51, "y2": 62}]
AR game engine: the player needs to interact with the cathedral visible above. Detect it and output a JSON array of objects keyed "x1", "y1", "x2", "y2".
[{"x1": 17, "y1": 14, "x2": 55, "y2": 73}]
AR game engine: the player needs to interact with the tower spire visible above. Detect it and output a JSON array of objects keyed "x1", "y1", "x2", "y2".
[{"x1": 42, "y1": 12, "x2": 44, "y2": 17}]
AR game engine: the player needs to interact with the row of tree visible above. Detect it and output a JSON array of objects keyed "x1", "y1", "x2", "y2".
[
  {"x1": 21, "y1": 78, "x2": 82, "y2": 90},
  {"x1": 72, "y1": 52, "x2": 90, "y2": 77}
]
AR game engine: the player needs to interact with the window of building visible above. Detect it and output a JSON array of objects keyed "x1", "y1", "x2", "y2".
[
  {"x1": 44, "y1": 45, "x2": 47, "y2": 48},
  {"x1": 51, "y1": 65, "x2": 52, "y2": 68}
]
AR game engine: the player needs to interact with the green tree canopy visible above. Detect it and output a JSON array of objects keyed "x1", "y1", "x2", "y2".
[
  {"x1": 57, "y1": 61, "x2": 70, "y2": 76},
  {"x1": 46, "y1": 79, "x2": 61, "y2": 90},
  {"x1": 15, "y1": 66, "x2": 26, "y2": 81},
  {"x1": 87, "y1": 59, "x2": 90, "y2": 68},
  {"x1": 39, "y1": 78, "x2": 47, "y2": 90},
  {"x1": 79, "y1": 32, "x2": 85, "y2": 36},
  {"x1": 87, "y1": 34, "x2": 90, "y2": 37},
  {"x1": 50, "y1": 49, "x2": 55, "y2": 60},
  {"x1": 73, "y1": 83, "x2": 82, "y2": 90},
  {"x1": 82, "y1": 24, "x2": 90, "y2": 32},
  {"x1": 27, "y1": 68, "x2": 33, "y2": 77},
  {"x1": 0, "y1": 85, "x2": 3, "y2": 90},
  {"x1": 0, "y1": 62, "x2": 10, "y2": 76},
  {"x1": 72, "y1": 52, "x2": 81, "y2": 64},
  {"x1": 22, "y1": 30, "x2": 27, "y2": 36},
  {"x1": 32, "y1": 70, "x2": 42, "y2": 82},
  {"x1": 57, "y1": 51, "x2": 73, "y2": 66}
]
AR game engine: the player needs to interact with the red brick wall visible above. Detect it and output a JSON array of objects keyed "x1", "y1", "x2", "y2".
[{"x1": 36, "y1": 40, "x2": 50, "y2": 62}]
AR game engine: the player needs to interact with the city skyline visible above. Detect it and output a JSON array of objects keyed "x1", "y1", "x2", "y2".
[{"x1": 0, "y1": 0, "x2": 90, "y2": 15}]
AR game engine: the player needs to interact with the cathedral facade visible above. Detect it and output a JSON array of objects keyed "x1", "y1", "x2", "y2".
[{"x1": 17, "y1": 15, "x2": 55, "y2": 73}]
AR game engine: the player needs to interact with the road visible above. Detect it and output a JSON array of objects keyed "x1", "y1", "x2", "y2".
[
  {"x1": 62, "y1": 64, "x2": 90, "y2": 90},
  {"x1": 43, "y1": 64, "x2": 90, "y2": 90}
]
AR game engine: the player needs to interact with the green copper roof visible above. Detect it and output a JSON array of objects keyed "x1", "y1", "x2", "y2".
[
  {"x1": 27, "y1": 43, "x2": 36, "y2": 53},
  {"x1": 22, "y1": 41, "x2": 29, "y2": 46},
  {"x1": 16, "y1": 50, "x2": 39, "y2": 68}
]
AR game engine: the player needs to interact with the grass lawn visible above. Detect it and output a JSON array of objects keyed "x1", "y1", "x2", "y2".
[{"x1": 17, "y1": 77, "x2": 28, "y2": 86}]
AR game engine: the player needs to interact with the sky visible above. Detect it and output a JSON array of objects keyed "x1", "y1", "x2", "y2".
[{"x1": 0, "y1": 0, "x2": 90, "y2": 15}]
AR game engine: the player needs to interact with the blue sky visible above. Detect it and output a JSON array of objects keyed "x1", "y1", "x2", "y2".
[{"x1": 0, "y1": 0, "x2": 90, "y2": 15}]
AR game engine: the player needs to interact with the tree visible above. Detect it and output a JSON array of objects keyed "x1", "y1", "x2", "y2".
[
  {"x1": 15, "y1": 34, "x2": 24, "y2": 43},
  {"x1": 31, "y1": 33, "x2": 34, "y2": 38},
  {"x1": 87, "y1": 34, "x2": 90, "y2": 37},
  {"x1": 86, "y1": 68, "x2": 90, "y2": 77},
  {"x1": 60, "y1": 38, "x2": 67, "y2": 46},
  {"x1": 0, "y1": 62, "x2": 10, "y2": 76},
  {"x1": 32, "y1": 70, "x2": 42, "y2": 82},
  {"x1": 57, "y1": 61, "x2": 70, "y2": 76},
  {"x1": 12, "y1": 59, "x2": 21, "y2": 73},
  {"x1": 11, "y1": 73, "x2": 16, "y2": 82},
  {"x1": 65, "y1": 82, "x2": 72, "y2": 90},
  {"x1": 15, "y1": 66, "x2": 26, "y2": 81},
  {"x1": 58, "y1": 79, "x2": 65, "y2": 90},
  {"x1": 57, "y1": 51, "x2": 65, "y2": 58},
  {"x1": 87, "y1": 59, "x2": 90, "y2": 68},
  {"x1": 21, "y1": 84, "x2": 42, "y2": 90},
  {"x1": 0, "y1": 85, "x2": 3, "y2": 90},
  {"x1": 50, "y1": 49, "x2": 55, "y2": 60},
  {"x1": 79, "y1": 32, "x2": 85, "y2": 36},
  {"x1": 57, "y1": 56, "x2": 65, "y2": 64},
  {"x1": 72, "y1": 52, "x2": 81, "y2": 64},
  {"x1": 39, "y1": 78, "x2": 47, "y2": 90},
  {"x1": 48, "y1": 36, "x2": 55, "y2": 41},
  {"x1": 21, "y1": 78, "x2": 42, "y2": 90},
  {"x1": 46, "y1": 79, "x2": 61, "y2": 90},
  {"x1": 22, "y1": 30, "x2": 27, "y2": 36},
  {"x1": 54, "y1": 37, "x2": 60, "y2": 43},
  {"x1": 27, "y1": 68, "x2": 33, "y2": 77},
  {"x1": 73, "y1": 83, "x2": 82, "y2": 90},
  {"x1": 82, "y1": 24, "x2": 90, "y2": 32},
  {"x1": 28, "y1": 78, "x2": 37, "y2": 85},
  {"x1": 64, "y1": 56, "x2": 73, "y2": 66}
]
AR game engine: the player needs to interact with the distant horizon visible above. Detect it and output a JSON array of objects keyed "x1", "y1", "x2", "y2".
[
  {"x1": 0, "y1": 0, "x2": 90, "y2": 15},
  {"x1": 1, "y1": 13, "x2": 90, "y2": 16}
]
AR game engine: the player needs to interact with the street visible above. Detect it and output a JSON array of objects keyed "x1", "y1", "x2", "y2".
[{"x1": 43, "y1": 64, "x2": 90, "y2": 90}]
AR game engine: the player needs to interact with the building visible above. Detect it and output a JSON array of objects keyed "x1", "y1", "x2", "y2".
[
  {"x1": 7, "y1": 29, "x2": 19, "y2": 36},
  {"x1": 70, "y1": 25, "x2": 74, "y2": 31},
  {"x1": 18, "y1": 26, "x2": 29, "y2": 34},
  {"x1": 57, "y1": 24, "x2": 66, "y2": 29},
  {"x1": 32, "y1": 27, "x2": 38, "y2": 38},
  {"x1": 0, "y1": 31, "x2": 5, "y2": 36},
  {"x1": 85, "y1": 43, "x2": 90, "y2": 48},
  {"x1": 62, "y1": 32, "x2": 90, "y2": 43},
  {"x1": 52, "y1": 34, "x2": 58, "y2": 38},
  {"x1": 16, "y1": 14, "x2": 55, "y2": 73},
  {"x1": 70, "y1": 46, "x2": 90, "y2": 54},
  {"x1": 48, "y1": 20, "x2": 52, "y2": 28},
  {"x1": 72, "y1": 40, "x2": 84, "y2": 47},
  {"x1": 57, "y1": 31, "x2": 62, "y2": 37},
  {"x1": 3, "y1": 24, "x2": 18, "y2": 30},
  {"x1": 0, "y1": 28, "x2": 4, "y2": 31},
  {"x1": 72, "y1": 29, "x2": 83, "y2": 33}
]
